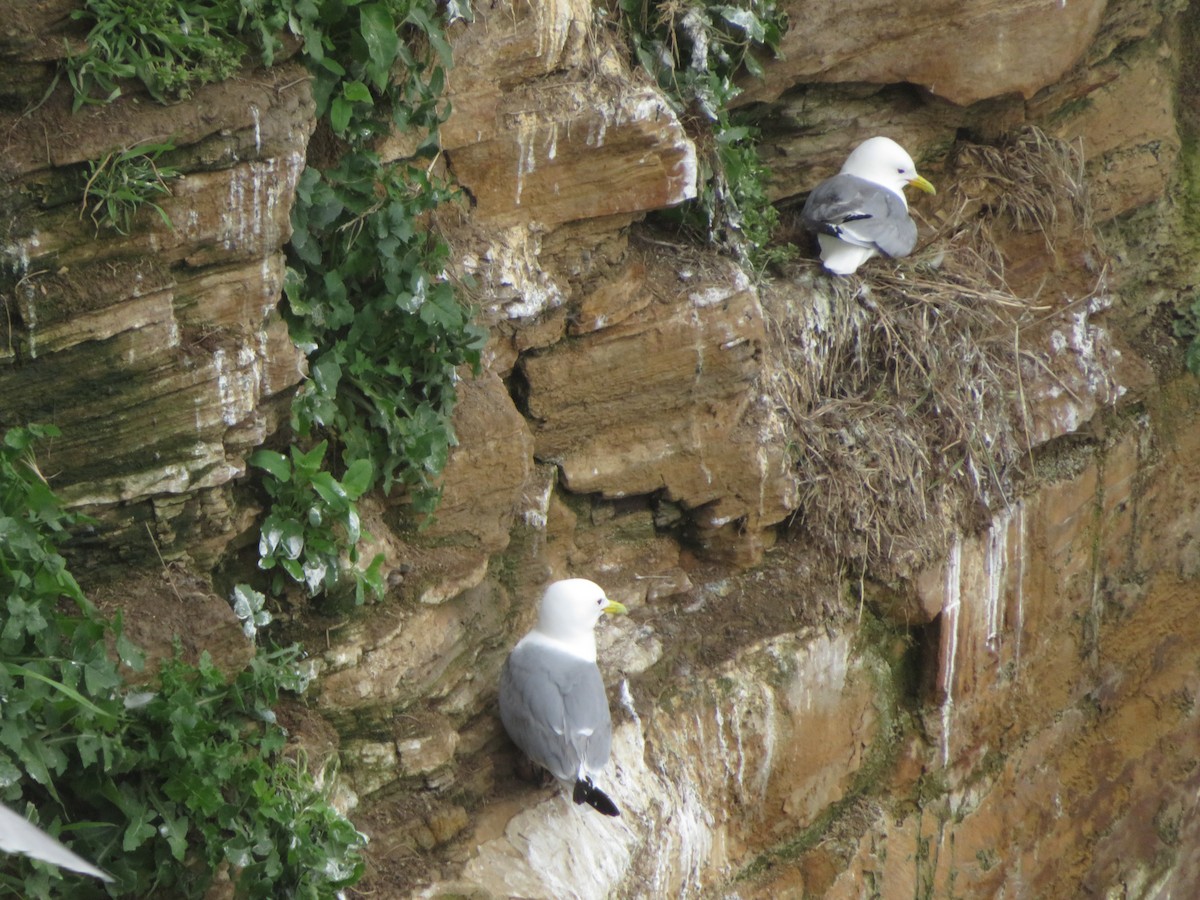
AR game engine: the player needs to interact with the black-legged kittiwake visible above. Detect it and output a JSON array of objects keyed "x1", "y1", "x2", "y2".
[
  {"x1": 801, "y1": 136, "x2": 936, "y2": 275},
  {"x1": 0, "y1": 802, "x2": 113, "y2": 882},
  {"x1": 499, "y1": 578, "x2": 627, "y2": 816}
]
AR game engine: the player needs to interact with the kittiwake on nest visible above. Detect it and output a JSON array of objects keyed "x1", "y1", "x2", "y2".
[
  {"x1": 499, "y1": 578, "x2": 627, "y2": 816},
  {"x1": 801, "y1": 136, "x2": 936, "y2": 275},
  {"x1": 0, "y1": 802, "x2": 113, "y2": 882}
]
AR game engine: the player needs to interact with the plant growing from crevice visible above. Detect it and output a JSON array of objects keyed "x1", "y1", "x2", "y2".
[
  {"x1": 65, "y1": 0, "x2": 293, "y2": 109},
  {"x1": 1172, "y1": 293, "x2": 1200, "y2": 375},
  {"x1": 0, "y1": 425, "x2": 364, "y2": 898},
  {"x1": 617, "y1": 0, "x2": 789, "y2": 268},
  {"x1": 249, "y1": 441, "x2": 384, "y2": 603},
  {"x1": 80, "y1": 141, "x2": 180, "y2": 235},
  {"x1": 281, "y1": 1, "x2": 486, "y2": 515},
  {"x1": 230, "y1": 582, "x2": 273, "y2": 639},
  {"x1": 1173, "y1": 132, "x2": 1200, "y2": 376}
]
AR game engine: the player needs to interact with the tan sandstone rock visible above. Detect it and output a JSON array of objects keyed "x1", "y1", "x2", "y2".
[
  {"x1": 0, "y1": 67, "x2": 314, "y2": 566},
  {"x1": 455, "y1": 627, "x2": 881, "y2": 899},
  {"x1": 738, "y1": 0, "x2": 1107, "y2": 108},
  {"x1": 521, "y1": 247, "x2": 797, "y2": 545},
  {"x1": 427, "y1": 0, "x2": 695, "y2": 227}
]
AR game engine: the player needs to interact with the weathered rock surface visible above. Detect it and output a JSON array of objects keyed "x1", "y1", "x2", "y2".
[
  {"x1": 447, "y1": 82, "x2": 696, "y2": 227},
  {"x1": 433, "y1": 0, "x2": 695, "y2": 227},
  {"x1": 521, "y1": 246, "x2": 797, "y2": 545},
  {"x1": 810, "y1": 401, "x2": 1200, "y2": 899},
  {"x1": 448, "y1": 624, "x2": 884, "y2": 900},
  {"x1": 2, "y1": 0, "x2": 1200, "y2": 898},
  {"x1": 1, "y1": 65, "x2": 314, "y2": 565},
  {"x1": 738, "y1": 0, "x2": 1107, "y2": 107},
  {"x1": 750, "y1": 1, "x2": 1180, "y2": 231}
]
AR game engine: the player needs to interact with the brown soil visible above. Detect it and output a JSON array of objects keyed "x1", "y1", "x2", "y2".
[{"x1": 87, "y1": 564, "x2": 253, "y2": 682}]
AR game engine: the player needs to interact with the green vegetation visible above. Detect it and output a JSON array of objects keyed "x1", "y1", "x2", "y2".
[
  {"x1": 4, "y1": 0, "x2": 484, "y2": 892},
  {"x1": 66, "y1": 0, "x2": 234, "y2": 106},
  {"x1": 65, "y1": 0, "x2": 291, "y2": 108},
  {"x1": 0, "y1": 425, "x2": 363, "y2": 897},
  {"x1": 1169, "y1": 136, "x2": 1200, "y2": 373},
  {"x1": 281, "y1": 0, "x2": 486, "y2": 519},
  {"x1": 80, "y1": 141, "x2": 179, "y2": 235},
  {"x1": 618, "y1": 0, "x2": 789, "y2": 267},
  {"x1": 249, "y1": 441, "x2": 384, "y2": 601}
]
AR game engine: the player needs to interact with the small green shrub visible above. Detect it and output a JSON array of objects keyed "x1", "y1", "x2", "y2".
[
  {"x1": 249, "y1": 441, "x2": 385, "y2": 603},
  {"x1": 80, "y1": 141, "x2": 180, "y2": 235},
  {"x1": 281, "y1": 0, "x2": 486, "y2": 512},
  {"x1": 0, "y1": 425, "x2": 364, "y2": 897},
  {"x1": 618, "y1": 0, "x2": 789, "y2": 266},
  {"x1": 285, "y1": 151, "x2": 486, "y2": 511}
]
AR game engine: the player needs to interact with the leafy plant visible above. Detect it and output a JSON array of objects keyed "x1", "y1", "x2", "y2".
[
  {"x1": 0, "y1": 424, "x2": 364, "y2": 897},
  {"x1": 618, "y1": 0, "x2": 789, "y2": 265},
  {"x1": 285, "y1": 153, "x2": 485, "y2": 510},
  {"x1": 249, "y1": 441, "x2": 385, "y2": 603},
  {"x1": 1172, "y1": 291, "x2": 1200, "y2": 374},
  {"x1": 230, "y1": 582, "x2": 273, "y2": 639},
  {"x1": 81, "y1": 141, "x2": 180, "y2": 235},
  {"x1": 281, "y1": 1, "x2": 486, "y2": 511},
  {"x1": 285, "y1": 0, "x2": 457, "y2": 144}
]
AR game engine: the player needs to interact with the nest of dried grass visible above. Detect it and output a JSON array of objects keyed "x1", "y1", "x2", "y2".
[{"x1": 766, "y1": 127, "x2": 1097, "y2": 577}]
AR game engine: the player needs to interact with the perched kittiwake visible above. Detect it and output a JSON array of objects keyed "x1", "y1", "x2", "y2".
[
  {"x1": 0, "y1": 802, "x2": 113, "y2": 882},
  {"x1": 499, "y1": 578, "x2": 628, "y2": 816},
  {"x1": 801, "y1": 136, "x2": 937, "y2": 275}
]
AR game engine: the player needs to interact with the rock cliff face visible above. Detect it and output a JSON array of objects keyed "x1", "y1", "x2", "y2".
[{"x1": 2, "y1": 0, "x2": 1199, "y2": 898}]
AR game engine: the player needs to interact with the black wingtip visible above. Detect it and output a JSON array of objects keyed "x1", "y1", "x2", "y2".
[{"x1": 573, "y1": 777, "x2": 620, "y2": 816}]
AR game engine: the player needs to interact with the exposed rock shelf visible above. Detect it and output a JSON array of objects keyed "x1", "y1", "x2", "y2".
[{"x1": 1, "y1": 0, "x2": 1198, "y2": 897}]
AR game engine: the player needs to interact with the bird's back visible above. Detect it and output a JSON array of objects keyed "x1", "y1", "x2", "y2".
[
  {"x1": 499, "y1": 637, "x2": 613, "y2": 782},
  {"x1": 801, "y1": 173, "x2": 917, "y2": 258}
]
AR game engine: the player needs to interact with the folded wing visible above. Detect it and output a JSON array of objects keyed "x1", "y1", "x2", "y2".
[
  {"x1": 801, "y1": 173, "x2": 918, "y2": 258},
  {"x1": 499, "y1": 642, "x2": 613, "y2": 782}
]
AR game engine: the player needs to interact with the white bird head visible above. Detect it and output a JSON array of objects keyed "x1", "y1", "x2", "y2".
[
  {"x1": 536, "y1": 578, "x2": 627, "y2": 642},
  {"x1": 840, "y1": 136, "x2": 936, "y2": 203}
]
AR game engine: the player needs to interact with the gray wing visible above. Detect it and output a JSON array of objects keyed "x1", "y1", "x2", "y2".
[
  {"x1": 800, "y1": 174, "x2": 918, "y2": 258},
  {"x1": 0, "y1": 803, "x2": 113, "y2": 882},
  {"x1": 499, "y1": 643, "x2": 613, "y2": 782}
]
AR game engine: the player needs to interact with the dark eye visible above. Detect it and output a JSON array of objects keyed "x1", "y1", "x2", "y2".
[{"x1": 897, "y1": 167, "x2": 907, "y2": 174}]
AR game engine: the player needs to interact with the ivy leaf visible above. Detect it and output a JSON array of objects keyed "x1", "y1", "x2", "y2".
[
  {"x1": 359, "y1": 4, "x2": 399, "y2": 90},
  {"x1": 292, "y1": 441, "x2": 328, "y2": 478},
  {"x1": 249, "y1": 450, "x2": 292, "y2": 483},
  {"x1": 309, "y1": 471, "x2": 349, "y2": 507},
  {"x1": 122, "y1": 806, "x2": 159, "y2": 852},
  {"x1": 330, "y1": 95, "x2": 351, "y2": 134},
  {"x1": 717, "y1": 6, "x2": 767, "y2": 42},
  {"x1": 3, "y1": 596, "x2": 47, "y2": 642},
  {"x1": 116, "y1": 628, "x2": 146, "y2": 673},
  {"x1": 340, "y1": 459, "x2": 374, "y2": 499},
  {"x1": 159, "y1": 811, "x2": 189, "y2": 862},
  {"x1": 279, "y1": 520, "x2": 305, "y2": 561}
]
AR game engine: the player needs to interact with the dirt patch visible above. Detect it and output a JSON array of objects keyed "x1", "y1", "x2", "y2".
[
  {"x1": 638, "y1": 532, "x2": 847, "y2": 688},
  {"x1": 87, "y1": 564, "x2": 252, "y2": 681}
]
